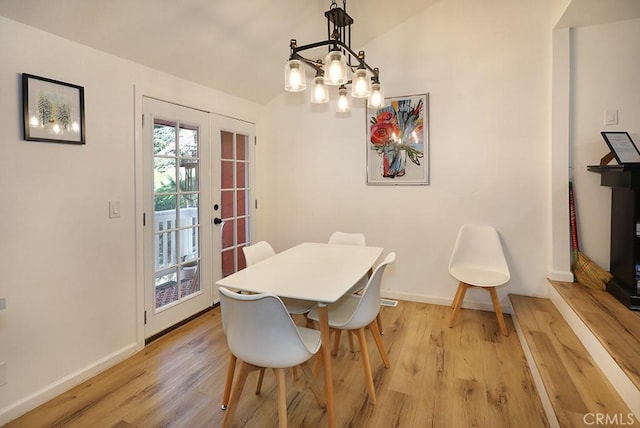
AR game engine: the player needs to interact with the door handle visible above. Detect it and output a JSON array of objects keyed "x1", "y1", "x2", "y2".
[{"x1": 213, "y1": 217, "x2": 223, "y2": 225}]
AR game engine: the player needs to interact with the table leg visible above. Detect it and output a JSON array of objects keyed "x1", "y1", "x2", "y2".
[{"x1": 318, "y1": 304, "x2": 335, "y2": 428}]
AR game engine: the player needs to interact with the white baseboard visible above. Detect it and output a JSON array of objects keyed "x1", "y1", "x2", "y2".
[
  {"x1": 549, "y1": 286, "x2": 640, "y2": 420},
  {"x1": 380, "y1": 289, "x2": 513, "y2": 314},
  {"x1": 0, "y1": 343, "x2": 137, "y2": 426},
  {"x1": 547, "y1": 270, "x2": 574, "y2": 283}
]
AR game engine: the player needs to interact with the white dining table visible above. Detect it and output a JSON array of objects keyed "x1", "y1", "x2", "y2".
[{"x1": 215, "y1": 242, "x2": 383, "y2": 428}]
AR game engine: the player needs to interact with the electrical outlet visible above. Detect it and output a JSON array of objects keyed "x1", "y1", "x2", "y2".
[{"x1": 0, "y1": 361, "x2": 6, "y2": 386}]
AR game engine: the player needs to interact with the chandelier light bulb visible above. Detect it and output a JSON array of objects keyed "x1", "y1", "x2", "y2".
[
  {"x1": 324, "y1": 50, "x2": 348, "y2": 85},
  {"x1": 284, "y1": 59, "x2": 306, "y2": 92},
  {"x1": 336, "y1": 85, "x2": 351, "y2": 112},
  {"x1": 310, "y1": 76, "x2": 329, "y2": 103},
  {"x1": 351, "y1": 68, "x2": 371, "y2": 98},
  {"x1": 368, "y1": 82, "x2": 384, "y2": 108}
]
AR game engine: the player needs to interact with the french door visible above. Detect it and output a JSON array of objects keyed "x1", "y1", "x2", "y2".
[
  {"x1": 142, "y1": 97, "x2": 214, "y2": 338},
  {"x1": 211, "y1": 115, "x2": 255, "y2": 300}
]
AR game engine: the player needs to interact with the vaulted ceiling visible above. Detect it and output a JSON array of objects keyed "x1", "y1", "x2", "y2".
[
  {"x1": 0, "y1": 0, "x2": 439, "y2": 104},
  {"x1": 3, "y1": 1, "x2": 639, "y2": 105}
]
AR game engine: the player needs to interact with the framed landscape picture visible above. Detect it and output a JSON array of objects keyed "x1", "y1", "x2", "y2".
[
  {"x1": 366, "y1": 93, "x2": 429, "y2": 185},
  {"x1": 22, "y1": 73, "x2": 85, "y2": 145}
]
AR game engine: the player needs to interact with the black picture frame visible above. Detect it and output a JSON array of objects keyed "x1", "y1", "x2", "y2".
[
  {"x1": 601, "y1": 131, "x2": 640, "y2": 164},
  {"x1": 22, "y1": 73, "x2": 85, "y2": 145}
]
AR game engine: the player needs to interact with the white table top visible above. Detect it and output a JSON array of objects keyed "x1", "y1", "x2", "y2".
[{"x1": 215, "y1": 242, "x2": 384, "y2": 303}]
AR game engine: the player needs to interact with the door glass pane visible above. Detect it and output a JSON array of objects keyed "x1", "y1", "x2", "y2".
[
  {"x1": 154, "y1": 158, "x2": 176, "y2": 193},
  {"x1": 237, "y1": 217, "x2": 247, "y2": 245},
  {"x1": 179, "y1": 125, "x2": 198, "y2": 158},
  {"x1": 236, "y1": 162, "x2": 246, "y2": 188},
  {"x1": 221, "y1": 190, "x2": 233, "y2": 218},
  {"x1": 236, "y1": 134, "x2": 247, "y2": 160},
  {"x1": 221, "y1": 219, "x2": 235, "y2": 249},
  {"x1": 221, "y1": 130, "x2": 233, "y2": 157},
  {"x1": 153, "y1": 118, "x2": 202, "y2": 309},
  {"x1": 221, "y1": 160, "x2": 233, "y2": 189},
  {"x1": 179, "y1": 159, "x2": 199, "y2": 192},
  {"x1": 154, "y1": 122, "x2": 176, "y2": 155},
  {"x1": 236, "y1": 190, "x2": 246, "y2": 216}
]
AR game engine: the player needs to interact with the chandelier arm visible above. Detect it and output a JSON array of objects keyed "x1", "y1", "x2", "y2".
[
  {"x1": 289, "y1": 54, "x2": 324, "y2": 74},
  {"x1": 293, "y1": 39, "x2": 379, "y2": 79}
]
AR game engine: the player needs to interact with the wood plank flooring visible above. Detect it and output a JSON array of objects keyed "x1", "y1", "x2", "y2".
[
  {"x1": 549, "y1": 280, "x2": 640, "y2": 391},
  {"x1": 510, "y1": 293, "x2": 636, "y2": 427},
  {"x1": 4, "y1": 301, "x2": 548, "y2": 428}
]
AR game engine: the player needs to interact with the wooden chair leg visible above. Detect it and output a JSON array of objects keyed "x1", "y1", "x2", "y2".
[
  {"x1": 332, "y1": 329, "x2": 341, "y2": 356},
  {"x1": 451, "y1": 281, "x2": 465, "y2": 309},
  {"x1": 376, "y1": 312, "x2": 383, "y2": 335},
  {"x1": 449, "y1": 282, "x2": 470, "y2": 328},
  {"x1": 255, "y1": 368, "x2": 266, "y2": 394},
  {"x1": 355, "y1": 328, "x2": 377, "y2": 404},
  {"x1": 368, "y1": 320, "x2": 391, "y2": 368},
  {"x1": 222, "y1": 353, "x2": 237, "y2": 410},
  {"x1": 222, "y1": 360, "x2": 251, "y2": 428},
  {"x1": 487, "y1": 287, "x2": 508, "y2": 336},
  {"x1": 291, "y1": 366, "x2": 299, "y2": 381},
  {"x1": 348, "y1": 330, "x2": 355, "y2": 352},
  {"x1": 274, "y1": 368, "x2": 288, "y2": 428}
]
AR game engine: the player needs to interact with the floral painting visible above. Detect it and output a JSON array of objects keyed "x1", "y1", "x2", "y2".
[{"x1": 367, "y1": 94, "x2": 428, "y2": 185}]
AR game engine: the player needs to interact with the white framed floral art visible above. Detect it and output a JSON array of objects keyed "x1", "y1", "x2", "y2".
[{"x1": 366, "y1": 93, "x2": 429, "y2": 185}]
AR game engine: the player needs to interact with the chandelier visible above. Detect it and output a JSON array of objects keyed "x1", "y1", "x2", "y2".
[{"x1": 284, "y1": 0, "x2": 384, "y2": 112}]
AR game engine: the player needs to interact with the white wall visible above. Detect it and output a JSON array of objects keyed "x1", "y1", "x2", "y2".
[
  {"x1": 571, "y1": 18, "x2": 640, "y2": 269},
  {"x1": 0, "y1": 16, "x2": 260, "y2": 423},
  {"x1": 1, "y1": 0, "x2": 621, "y2": 423},
  {"x1": 257, "y1": 0, "x2": 568, "y2": 307}
]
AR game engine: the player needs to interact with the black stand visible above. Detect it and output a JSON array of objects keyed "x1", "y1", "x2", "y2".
[{"x1": 588, "y1": 164, "x2": 640, "y2": 310}]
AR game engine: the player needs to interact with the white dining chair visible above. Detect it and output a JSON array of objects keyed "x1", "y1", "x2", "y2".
[
  {"x1": 327, "y1": 231, "x2": 385, "y2": 352},
  {"x1": 218, "y1": 287, "x2": 324, "y2": 428},
  {"x1": 307, "y1": 252, "x2": 395, "y2": 405},
  {"x1": 243, "y1": 241, "x2": 315, "y2": 315},
  {"x1": 328, "y1": 231, "x2": 367, "y2": 247},
  {"x1": 448, "y1": 224, "x2": 511, "y2": 336}
]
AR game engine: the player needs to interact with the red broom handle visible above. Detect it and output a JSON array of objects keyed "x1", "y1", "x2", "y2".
[{"x1": 569, "y1": 181, "x2": 579, "y2": 254}]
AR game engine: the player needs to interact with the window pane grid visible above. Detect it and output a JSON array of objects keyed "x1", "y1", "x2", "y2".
[
  {"x1": 220, "y1": 131, "x2": 250, "y2": 276},
  {"x1": 153, "y1": 119, "x2": 202, "y2": 309}
]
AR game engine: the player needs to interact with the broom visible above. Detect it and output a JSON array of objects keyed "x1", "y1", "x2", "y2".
[{"x1": 569, "y1": 181, "x2": 612, "y2": 290}]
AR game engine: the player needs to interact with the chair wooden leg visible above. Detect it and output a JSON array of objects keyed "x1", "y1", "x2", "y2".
[
  {"x1": 451, "y1": 281, "x2": 465, "y2": 309},
  {"x1": 291, "y1": 366, "x2": 299, "y2": 381},
  {"x1": 312, "y1": 349, "x2": 323, "y2": 376},
  {"x1": 368, "y1": 320, "x2": 390, "y2": 368},
  {"x1": 255, "y1": 368, "x2": 266, "y2": 394},
  {"x1": 274, "y1": 368, "x2": 288, "y2": 428},
  {"x1": 487, "y1": 287, "x2": 508, "y2": 336},
  {"x1": 376, "y1": 312, "x2": 383, "y2": 335},
  {"x1": 332, "y1": 329, "x2": 341, "y2": 356},
  {"x1": 355, "y1": 328, "x2": 377, "y2": 404},
  {"x1": 347, "y1": 330, "x2": 355, "y2": 352},
  {"x1": 449, "y1": 282, "x2": 470, "y2": 328},
  {"x1": 222, "y1": 360, "x2": 250, "y2": 428},
  {"x1": 221, "y1": 353, "x2": 237, "y2": 410}
]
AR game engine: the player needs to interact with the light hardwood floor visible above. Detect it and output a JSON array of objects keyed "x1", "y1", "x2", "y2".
[{"x1": 5, "y1": 301, "x2": 548, "y2": 427}]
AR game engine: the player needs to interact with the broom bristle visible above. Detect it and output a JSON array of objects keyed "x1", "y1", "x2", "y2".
[{"x1": 573, "y1": 252, "x2": 612, "y2": 290}]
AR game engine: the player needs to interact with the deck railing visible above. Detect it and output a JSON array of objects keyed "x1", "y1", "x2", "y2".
[{"x1": 154, "y1": 207, "x2": 199, "y2": 272}]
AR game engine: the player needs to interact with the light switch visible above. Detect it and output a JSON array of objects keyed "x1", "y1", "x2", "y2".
[
  {"x1": 604, "y1": 109, "x2": 618, "y2": 125},
  {"x1": 109, "y1": 201, "x2": 121, "y2": 219},
  {"x1": 0, "y1": 298, "x2": 5, "y2": 310}
]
